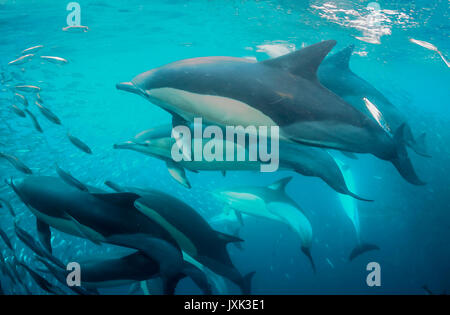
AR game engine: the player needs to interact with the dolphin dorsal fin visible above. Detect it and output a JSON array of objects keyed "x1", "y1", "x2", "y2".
[
  {"x1": 261, "y1": 40, "x2": 337, "y2": 80},
  {"x1": 326, "y1": 45, "x2": 354, "y2": 70},
  {"x1": 268, "y1": 176, "x2": 293, "y2": 191},
  {"x1": 91, "y1": 192, "x2": 141, "y2": 208}
]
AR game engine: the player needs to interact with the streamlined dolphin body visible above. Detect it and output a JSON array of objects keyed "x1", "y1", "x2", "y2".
[
  {"x1": 38, "y1": 250, "x2": 211, "y2": 294},
  {"x1": 114, "y1": 124, "x2": 369, "y2": 200},
  {"x1": 133, "y1": 191, "x2": 254, "y2": 294},
  {"x1": 117, "y1": 40, "x2": 423, "y2": 185},
  {"x1": 318, "y1": 45, "x2": 428, "y2": 157},
  {"x1": 213, "y1": 177, "x2": 316, "y2": 272},
  {"x1": 334, "y1": 159, "x2": 379, "y2": 261},
  {"x1": 10, "y1": 176, "x2": 195, "y2": 292},
  {"x1": 102, "y1": 180, "x2": 253, "y2": 294}
]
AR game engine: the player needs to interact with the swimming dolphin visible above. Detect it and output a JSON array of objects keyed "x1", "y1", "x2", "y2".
[
  {"x1": 132, "y1": 189, "x2": 255, "y2": 294},
  {"x1": 318, "y1": 45, "x2": 429, "y2": 157},
  {"x1": 10, "y1": 176, "x2": 196, "y2": 292},
  {"x1": 37, "y1": 250, "x2": 211, "y2": 295},
  {"x1": 334, "y1": 158, "x2": 380, "y2": 260},
  {"x1": 114, "y1": 124, "x2": 370, "y2": 200},
  {"x1": 117, "y1": 40, "x2": 423, "y2": 185},
  {"x1": 212, "y1": 176, "x2": 316, "y2": 272}
]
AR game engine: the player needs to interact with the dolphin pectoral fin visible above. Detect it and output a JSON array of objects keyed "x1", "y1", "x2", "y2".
[
  {"x1": 340, "y1": 151, "x2": 358, "y2": 160},
  {"x1": 64, "y1": 213, "x2": 102, "y2": 245},
  {"x1": 349, "y1": 243, "x2": 380, "y2": 261},
  {"x1": 36, "y1": 218, "x2": 52, "y2": 254},
  {"x1": 166, "y1": 161, "x2": 191, "y2": 189},
  {"x1": 261, "y1": 40, "x2": 337, "y2": 80},
  {"x1": 391, "y1": 124, "x2": 425, "y2": 185},
  {"x1": 91, "y1": 192, "x2": 141, "y2": 208},
  {"x1": 409, "y1": 132, "x2": 430, "y2": 158},
  {"x1": 234, "y1": 210, "x2": 244, "y2": 226},
  {"x1": 301, "y1": 246, "x2": 316, "y2": 274},
  {"x1": 268, "y1": 176, "x2": 293, "y2": 191},
  {"x1": 216, "y1": 231, "x2": 244, "y2": 244}
]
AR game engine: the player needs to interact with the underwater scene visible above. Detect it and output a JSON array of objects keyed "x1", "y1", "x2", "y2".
[{"x1": 0, "y1": 0, "x2": 449, "y2": 296}]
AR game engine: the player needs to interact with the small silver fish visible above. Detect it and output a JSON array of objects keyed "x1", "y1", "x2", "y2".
[
  {"x1": 21, "y1": 45, "x2": 44, "y2": 55},
  {"x1": 0, "y1": 152, "x2": 33, "y2": 174},
  {"x1": 8, "y1": 54, "x2": 34, "y2": 66},
  {"x1": 14, "y1": 93, "x2": 28, "y2": 106},
  {"x1": 0, "y1": 198, "x2": 16, "y2": 217},
  {"x1": 24, "y1": 109, "x2": 43, "y2": 133},
  {"x1": 55, "y1": 163, "x2": 88, "y2": 192},
  {"x1": 36, "y1": 93, "x2": 43, "y2": 104},
  {"x1": 35, "y1": 102, "x2": 61, "y2": 125},
  {"x1": 11, "y1": 105, "x2": 26, "y2": 118},
  {"x1": 40, "y1": 56, "x2": 68, "y2": 65},
  {"x1": 15, "y1": 85, "x2": 41, "y2": 93},
  {"x1": 67, "y1": 133, "x2": 92, "y2": 154}
]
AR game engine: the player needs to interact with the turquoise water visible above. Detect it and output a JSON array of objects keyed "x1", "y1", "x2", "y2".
[{"x1": 0, "y1": 0, "x2": 449, "y2": 294}]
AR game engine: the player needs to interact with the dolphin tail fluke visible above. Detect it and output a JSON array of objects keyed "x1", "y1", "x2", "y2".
[
  {"x1": 241, "y1": 271, "x2": 255, "y2": 295},
  {"x1": 301, "y1": 246, "x2": 316, "y2": 274},
  {"x1": 349, "y1": 243, "x2": 380, "y2": 261},
  {"x1": 391, "y1": 124, "x2": 425, "y2": 185}
]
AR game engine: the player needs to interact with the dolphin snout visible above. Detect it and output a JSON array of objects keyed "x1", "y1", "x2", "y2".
[
  {"x1": 116, "y1": 82, "x2": 139, "y2": 94},
  {"x1": 113, "y1": 141, "x2": 135, "y2": 150}
]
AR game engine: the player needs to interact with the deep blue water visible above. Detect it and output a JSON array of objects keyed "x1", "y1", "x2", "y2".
[{"x1": 0, "y1": 0, "x2": 449, "y2": 294}]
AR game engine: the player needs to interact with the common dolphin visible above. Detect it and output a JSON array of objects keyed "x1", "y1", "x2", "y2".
[
  {"x1": 114, "y1": 124, "x2": 370, "y2": 200},
  {"x1": 212, "y1": 177, "x2": 316, "y2": 272},
  {"x1": 334, "y1": 159, "x2": 380, "y2": 260},
  {"x1": 117, "y1": 40, "x2": 423, "y2": 185},
  {"x1": 132, "y1": 190, "x2": 255, "y2": 294},
  {"x1": 10, "y1": 176, "x2": 194, "y2": 291},
  {"x1": 37, "y1": 250, "x2": 211, "y2": 295},
  {"x1": 318, "y1": 45, "x2": 429, "y2": 157}
]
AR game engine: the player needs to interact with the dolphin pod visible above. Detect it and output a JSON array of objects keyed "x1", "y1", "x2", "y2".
[
  {"x1": 117, "y1": 40, "x2": 424, "y2": 186},
  {"x1": 11, "y1": 176, "x2": 252, "y2": 294},
  {"x1": 114, "y1": 123, "x2": 370, "y2": 201}
]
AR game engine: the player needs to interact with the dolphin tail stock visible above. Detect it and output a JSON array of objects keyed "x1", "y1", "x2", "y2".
[
  {"x1": 241, "y1": 271, "x2": 255, "y2": 295},
  {"x1": 390, "y1": 124, "x2": 425, "y2": 185},
  {"x1": 348, "y1": 243, "x2": 380, "y2": 261},
  {"x1": 180, "y1": 261, "x2": 213, "y2": 295},
  {"x1": 301, "y1": 246, "x2": 316, "y2": 274}
]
